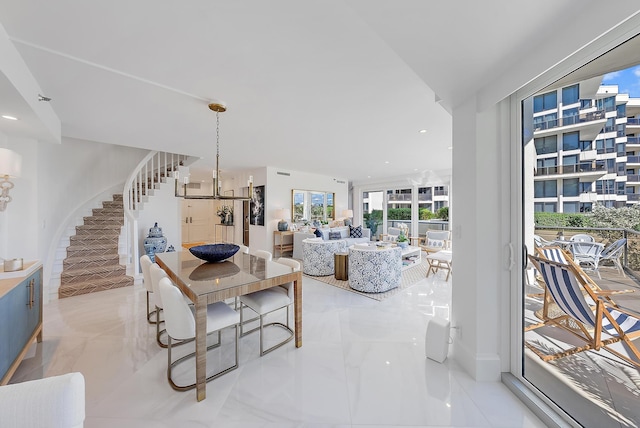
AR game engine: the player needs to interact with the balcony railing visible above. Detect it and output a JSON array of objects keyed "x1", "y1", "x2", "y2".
[
  {"x1": 628, "y1": 136, "x2": 640, "y2": 145},
  {"x1": 387, "y1": 194, "x2": 412, "y2": 202},
  {"x1": 535, "y1": 162, "x2": 606, "y2": 176},
  {"x1": 628, "y1": 118, "x2": 640, "y2": 126},
  {"x1": 627, "y1": 156, "x2": 640, "y2": 164},
  {"x1": 534, "y1": 110, "x2": 605, "y2": 132}
]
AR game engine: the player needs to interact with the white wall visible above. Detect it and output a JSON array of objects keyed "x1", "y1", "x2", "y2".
[
  {"x1": 138, "y1": 178, "x2": 181, "y2": 261},
  {"x1": 450, "y1": 98, "x2": 508, "y2": 381},
  {"x1": 238, "y1": 166, "x2": 348, "y2": 254},
  {"x1": 0, "y1": 136, "x2": 148, "y2": 292}
]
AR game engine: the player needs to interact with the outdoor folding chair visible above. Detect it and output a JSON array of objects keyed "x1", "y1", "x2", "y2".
[{"x1": 526, "y1": 255, "x2": 640, "y2": 368}]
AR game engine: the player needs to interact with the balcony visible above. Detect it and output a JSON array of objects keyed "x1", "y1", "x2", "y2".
[
  {"x1": 628, "y1": 156, "x2": 640, "y2": 165},
  {"x1": 533, "y1": 110, "x2": 606, "y2": 141},
  {"x1": 627, "y1": 136, "x2": 640, "y2": 147},
  {"x1": 534, "y1": 162, "x2": 607, "y2": 180}
]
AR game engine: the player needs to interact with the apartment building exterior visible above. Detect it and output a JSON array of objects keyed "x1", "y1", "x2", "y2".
[{"x1": 533, "y1": 78, "x2": 640, "y2": 213}]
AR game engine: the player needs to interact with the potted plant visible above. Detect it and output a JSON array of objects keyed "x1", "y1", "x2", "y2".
[{"x1": 397, "y1": 231, "x2": 409, "y2": 248}]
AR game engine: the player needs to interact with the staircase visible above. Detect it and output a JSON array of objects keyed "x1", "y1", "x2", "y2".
[{"x1": 58, "y1": 194, "x2": 134, "y2": 298}]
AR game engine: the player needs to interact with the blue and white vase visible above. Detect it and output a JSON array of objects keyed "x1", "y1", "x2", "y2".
[{"x1": 144, "y1": 222, "x2": 167, "y2": 262}]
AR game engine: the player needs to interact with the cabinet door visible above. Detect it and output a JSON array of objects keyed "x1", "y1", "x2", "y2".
[
  {"x1": 182, "y1": 200, "x2": 214, "y2": 243},
  {"x1": 0, "y1": 280, "x2": 28, "y2": 379},
  {"x1": 25, "y1": 269, "x2": 42, "y2": 336}
]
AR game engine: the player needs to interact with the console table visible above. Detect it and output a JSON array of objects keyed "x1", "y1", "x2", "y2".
[
  {"x1": 0, "y1": 262, "x2": 43, "y2": 385},
  {"x1": 273, "y1": 230, "x2": 294, "y2": 257}
]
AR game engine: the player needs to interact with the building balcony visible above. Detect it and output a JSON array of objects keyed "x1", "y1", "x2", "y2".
[
  {"x1": 534, "y1": 162, "x2": 607, "y2": 180},
  {"x1": 533, "y1": 111, "x2": 606, "y2": 141},
  {"x1": 579, "y1": 149, "x2": 598, "y2": 161},
  {"x1": 627, "y1": 156, "x2": 640, "y2": 165},
  {"x1": 627, "y1": 136, "x2": 640, "y2": 147}
]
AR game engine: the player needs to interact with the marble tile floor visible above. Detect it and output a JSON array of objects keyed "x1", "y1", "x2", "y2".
[{"x1": 10, "y1": 270, "x2": 545, "y2": 427}]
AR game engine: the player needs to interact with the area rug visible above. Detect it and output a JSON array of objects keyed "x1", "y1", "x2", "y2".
[{"x1": 305, "y1": 259, "x2": 429, "y2": 301}]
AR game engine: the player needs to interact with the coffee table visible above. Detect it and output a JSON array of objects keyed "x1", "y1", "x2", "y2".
[{"x1": 400, "y1": 245, "x2": 421, "y2": 269}]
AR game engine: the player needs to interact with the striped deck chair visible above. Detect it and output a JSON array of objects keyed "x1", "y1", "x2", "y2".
[
  {"x1": 526, "y1": 255, "x2": 640, "y2": 368},
  {"x1": 533, "y1": 246, "x2": 632, "y2": 309}
]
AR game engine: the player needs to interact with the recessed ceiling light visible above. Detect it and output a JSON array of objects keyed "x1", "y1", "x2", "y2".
[
  {"x1": 384, "y1": 161, "x2": 390, "y2": 164},
  {"x1": 2, "y1": 115, "x2": 18, "y2": 121},
  {"x1": 419, "y1": 129, "x2": 427, "y2": 133}
]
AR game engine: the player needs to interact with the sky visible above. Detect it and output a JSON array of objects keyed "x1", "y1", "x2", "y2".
[{"x1": 602, "y1": 65, "x2": 640, "y2": 97}]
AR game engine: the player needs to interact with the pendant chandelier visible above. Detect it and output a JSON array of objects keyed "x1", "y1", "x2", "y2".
[{"x1": 183, "y1": 102, "x2": 253, "y2": 200}]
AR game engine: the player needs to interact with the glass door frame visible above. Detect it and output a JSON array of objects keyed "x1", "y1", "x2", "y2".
[{"x1": 508, "y1": 14, "x2": 640, "y2": 424}]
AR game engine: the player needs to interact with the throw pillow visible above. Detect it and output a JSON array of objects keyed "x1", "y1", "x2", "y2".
[
  {"x1": 313, "y1": 228, "x2": 322, "y2": 238},
  {"x1": 329, "y1": 231, "x2": 342, "y2": 240},
  {"x1": 320, "y1": 228, "x2": 331, "y2": 240},
  {"x1": 427, "y1": 239, "x2": 445, "y2": 248},
  {"x1": 349, "y1": 225, "x2": 363, "y2": 238}
]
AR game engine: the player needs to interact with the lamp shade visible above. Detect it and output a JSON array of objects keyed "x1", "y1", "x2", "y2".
[
  {"x1": 0, "y1": 148, "x2": 21, "y2": 177},
  {"x1": 342, "y1": 209, "x2": 353, "y2": 218},
  {"x1": 280, "y1": 208, "x2": 291, "y2": 220}
]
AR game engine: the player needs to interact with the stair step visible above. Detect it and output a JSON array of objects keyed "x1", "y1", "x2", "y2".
[
  {"x1": 70, "y1": 234, "x2": 119, "y2": 243},
  {"x1": 82, "y1": 217, "x2": 123, "y2": 225},
  {"x1": 64, "y1": 254, "x2": 120, "y2": 270},
  {"x1": 102, "y1": 200, "x2": 123, "y2": 209},
  {"x1": 67, "y1": 244, "x2": 119, "y2": 258},
  {"x1": 112, "y1": 194, "x2": 123, "y2": 201},
  {"x1": 92, "y1": 207, "x2": 124, "y2": 216},
  {"x1": 58, "y1": 275, "x2": 134, "y2": 299},
  {"x1": 61, "y1": 264, "x2": 127, "y2": 284},
  {"x1": 75, "y1": 224, "x2": 122, "y2": 235}
]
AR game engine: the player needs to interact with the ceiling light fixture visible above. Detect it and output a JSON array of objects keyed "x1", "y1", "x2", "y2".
[
  {"x1": 1, "y1": 115, "x2": 18, "y2": 121},
  {"x1": 183, "y1": 102, "x2": 253, "y2": 200},
  {"x1": 419, "y1": 129, "x2": 427, "y2": 133},
  {"x1": 0, "y1": 148, "x2": 22, "y2": 212}
]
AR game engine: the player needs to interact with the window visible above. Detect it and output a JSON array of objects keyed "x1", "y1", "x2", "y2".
[
  {"x1": 579, "y1": 140, "x2": 593, "y2": 151},
  {"x1": 534, "y1": 136, "x2": 557, "y2": 154},
  {"x1": 563, "y1": 201, "x2": 579, "y2": 213},
  {"x1": 534, "y1": 202, "x2": 556, "y2": 212},
  {"x1": 595, "y1": 179, "x2": 616, "y2": 194},
  {"x1": 580, "y1": 99, "x2": 593, "y2": 109},
  {"x1": 533, "y1": 113, "x2": 558, "y2": 130},
  {"x1": 562, "y1": 107, "x2": 579, "y2": 125},
  {"x1": 563, "y1": 178, "x2": 579, "y2": 197},
  {"x1": 596, "y1": 138, "x2": 616, "y2": 154},
  {"x1": 562, "y1": 132, "x2": 580, "y2": 150},
  {"x1": 596, "y1": 95, "x2": 616, "y2": 112},
  {"x1": 562, "y1": 84, "x2": 579, "y2": 105},
  {"x1": 580, "y1": 203, "x2": 592, "y2": 212},
  {"x1": 533, "y1": 91, "x2": 557, "y2": 113},
  {"x1": 562, "y1": 155, "x2": 578, "y2": 165},
  {"x1": 617, "y1": 123, "x2": 626, "y2": 137},
  {"x1": 617, "y1": 103, "x2": 626, "y2": 118},
  {"x1": 604, "y1": 117, "x2": 616, "y2": 133},
  {"x1": 537, "y1": 157, "x2": 557, "y2": 169},
  {"x1": 579, "y1": 182, "x2": 592, "y2": 193},
  {"x1": 617, "y1": 143, "x2": 626, "y2": 156},
  {"x1": 534, "y1": 180, "x2": 557, "y2": 198}
]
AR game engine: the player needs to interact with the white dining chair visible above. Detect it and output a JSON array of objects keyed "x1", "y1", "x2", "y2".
[
  {"x1": 149, "y1": 263, "x2": 169, "y2": 348},
  {"x1": 253, "y1": 249, "x2": 272, "y2": 261},
  {"x1": 140, "y1": 255, "x2": 158, "y2": 324},
  {"x1": 159, "y1": 277, "x2": 240, "y2": 391},
  {"x1": 239, "y1": 256, "x2": 299, "y2": 356},
  {"x1": 571, "y1": 241, "x2": 604, "y2": 278},
  {"x1": 570, "y1": 233, "x2": 595, "y2": 243}
]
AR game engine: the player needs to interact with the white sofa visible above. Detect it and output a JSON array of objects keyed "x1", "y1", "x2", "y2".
[
  {"x1": 0, "y1": 372, "x2": 85, "y2": 428},
  {"x1": 293, "y1": 225, "x2": 370, "y2": 259}
]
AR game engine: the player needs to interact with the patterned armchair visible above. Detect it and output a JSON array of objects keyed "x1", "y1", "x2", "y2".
[
  {"x1": 302, "y1": 238, "x2": 348, "y2": 276},
  {"x1": 348, "y1": 246, "x2": 402, "y2": 293}
]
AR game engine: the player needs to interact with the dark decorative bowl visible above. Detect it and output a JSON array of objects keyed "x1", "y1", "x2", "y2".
[
  {"x1": 189, "y1": 243, "x2": 240, "y2": 263},
  {"x1": 189, "y1": 260, "x2": 240, "y2": 281}
]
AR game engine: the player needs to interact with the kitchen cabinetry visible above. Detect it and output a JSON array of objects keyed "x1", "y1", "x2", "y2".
[{"x1": 0, "y1": 263, "x2": 43, "y2": 385}]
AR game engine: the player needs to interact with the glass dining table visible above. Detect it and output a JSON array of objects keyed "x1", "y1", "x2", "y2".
[{"x1": 155, "y1": 250, "x2": 303, "y2": 401}]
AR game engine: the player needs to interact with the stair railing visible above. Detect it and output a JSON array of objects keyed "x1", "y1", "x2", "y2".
[{"x1": 123, "y1": 151, "x2": 190, "y2": 276}]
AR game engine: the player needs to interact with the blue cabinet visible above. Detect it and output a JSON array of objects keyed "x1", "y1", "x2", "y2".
[{"x1": 0, "y1": 265, "x2": 43, "y2": 385}]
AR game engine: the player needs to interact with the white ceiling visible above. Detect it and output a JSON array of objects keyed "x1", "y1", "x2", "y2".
[{"x1": 0, "y1": 1, "x2": 638, "y2": 185}]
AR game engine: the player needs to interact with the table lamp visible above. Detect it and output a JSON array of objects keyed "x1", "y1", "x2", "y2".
[{"x1": 278, "y1": 208, "x2": 291, "y2": 231}]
